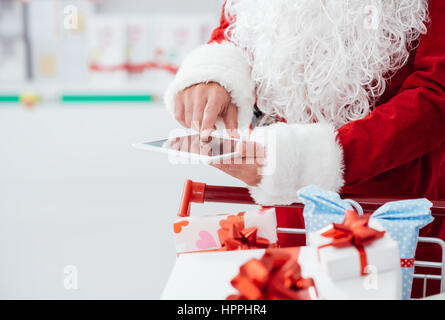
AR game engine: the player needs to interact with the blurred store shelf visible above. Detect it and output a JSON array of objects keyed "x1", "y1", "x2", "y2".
[
  {"x1": 1, "y1": 0, "x2": 218, "y2": 100},
  {"x1": 0, "y1": 82, "x2": 165, "y2": 106}
]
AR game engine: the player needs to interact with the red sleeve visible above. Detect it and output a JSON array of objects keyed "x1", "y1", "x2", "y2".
[
  {"x1": 208, "y1": 1, "x2": 231, "y2": 44},
  {"x1": 338, "y1": 0, "x2": 445, "y2": 186}
]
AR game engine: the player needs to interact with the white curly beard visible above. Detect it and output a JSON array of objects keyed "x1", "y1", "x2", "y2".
[{"x1": 225, "y1": 0, "x2": 429, "y2": 128}]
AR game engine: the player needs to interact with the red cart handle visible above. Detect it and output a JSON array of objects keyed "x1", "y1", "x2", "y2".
[{"x1": 178, "y1": 179, "x2": 445, "y2": 217}]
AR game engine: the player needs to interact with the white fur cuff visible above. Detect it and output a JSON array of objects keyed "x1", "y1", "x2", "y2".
[
  {"x1": 248, "y1": 122, "x2": 345, "y2": 205},
  {"x1": 164, "y1": 42, "x2": 256, "y2": 130}
]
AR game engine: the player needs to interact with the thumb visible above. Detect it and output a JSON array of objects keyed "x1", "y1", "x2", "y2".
[{"x1": 236, "y1": 140, "x2": 259, "y2": 158}]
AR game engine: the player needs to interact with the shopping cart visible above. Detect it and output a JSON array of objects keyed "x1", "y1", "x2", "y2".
[{"x1": 177, "y1": 179, "x2": 445, "y2": 299}]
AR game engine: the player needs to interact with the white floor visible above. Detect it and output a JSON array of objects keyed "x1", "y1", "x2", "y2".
[{"x1": 0, "y1": 103, "x2": 253, "y2": 299}]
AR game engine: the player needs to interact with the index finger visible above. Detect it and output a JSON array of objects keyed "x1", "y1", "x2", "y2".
[{"x1": 200, "y1": 102, "x2": 221, "y2": 141}]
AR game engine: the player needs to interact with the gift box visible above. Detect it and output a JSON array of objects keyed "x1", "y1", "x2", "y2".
[
  {"x1": 88, "y1": 15, "x2": 128, "y2": 84},
  {"x1": 173, "y1": 208, "x2": 278, "y2": 254},
  {"x1": 309, "y1": 210, "x2": 400, "y2": 281},
  {"x1": 298, "y1": 185, "x2": 434, "y2": 299},
  {"x1": 132, "y1": 13, "x2": 216, "y2": 95},
  {"x1": 161, "y1": 247, "x2": 401, "y2": 300}
]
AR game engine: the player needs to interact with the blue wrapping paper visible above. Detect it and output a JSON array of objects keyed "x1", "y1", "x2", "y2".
[{"x1": 298, "y1": 185, "x2": 433, "y2": 300}]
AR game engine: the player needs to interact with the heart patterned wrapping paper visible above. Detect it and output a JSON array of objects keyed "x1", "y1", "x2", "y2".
[{"x1": 173, "y1": 207, "x2": 278, "y2": 254}]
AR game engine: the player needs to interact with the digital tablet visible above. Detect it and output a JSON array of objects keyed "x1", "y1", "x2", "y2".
[{"x1": 132, "y1": 134, "x2": 240, "y2": 163}]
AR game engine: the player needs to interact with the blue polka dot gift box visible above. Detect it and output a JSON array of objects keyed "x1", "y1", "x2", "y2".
[{"x1": 298, "y1": 185, "x2": 434, "y2": 300}]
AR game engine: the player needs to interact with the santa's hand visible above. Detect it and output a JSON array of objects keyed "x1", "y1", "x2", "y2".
[
  {"x1": 210, "y1": 141, "x2": 264, "y2": 186},
  {"x1": 174, "y1": 82, "x2": 239, "y2": 140}
]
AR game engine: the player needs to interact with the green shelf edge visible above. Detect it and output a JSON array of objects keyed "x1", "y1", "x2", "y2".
[
  {"x1": 61, "y1": 95, "x2": 154, "y2": 102},
  {"x1": 0, "y1": 96, "x2": 20, "y2": 102},
  {"x1": 0, "y1": 94, "x2": 155, "y2": 104}
]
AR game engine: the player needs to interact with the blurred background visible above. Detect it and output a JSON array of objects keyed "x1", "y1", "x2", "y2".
[{"x1": 0, "y1": 0, "x2": 253, "y2": 299}]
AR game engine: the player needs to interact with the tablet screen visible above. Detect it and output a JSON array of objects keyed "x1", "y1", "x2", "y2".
[{"x1": 143, "y1": 134, "x2": 238, "y2": 158}]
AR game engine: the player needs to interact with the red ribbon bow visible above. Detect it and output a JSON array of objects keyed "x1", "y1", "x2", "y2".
[
  {"x1": 227, "y1": 248, "x2": 317, "y2": 300},
  {"x1": 318, "y1": 209, "x2": 386, "y2": 275},
  {"x1": 217, "y1": 213, "x2": 270, "y2": 251}
]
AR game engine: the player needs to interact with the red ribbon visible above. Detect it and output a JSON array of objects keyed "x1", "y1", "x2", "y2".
[
  {"x1": 400, "y1": 258, "x2": 415, "y2": 268},
  {"x1": 217, "y1": 213, "x2": 270, "y2": 251},
  {"x1": 227, "y1": 248, "x2": 317, "y2": 300},
  {"x1": 89, "y1": 61, "x2": 178, "y2": 74},
  {"x1": 318, "y1": 210, "x2": 386, "y2": 276}
]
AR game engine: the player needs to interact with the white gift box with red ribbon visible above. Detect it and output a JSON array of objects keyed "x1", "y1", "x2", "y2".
[{"x1": 308, "y1": 219, "x2": 401, "y2": 281}]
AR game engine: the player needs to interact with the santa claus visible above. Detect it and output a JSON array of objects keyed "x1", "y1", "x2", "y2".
[{"x1": 164, "y1": 0, "x2": 445, "y2": 295}]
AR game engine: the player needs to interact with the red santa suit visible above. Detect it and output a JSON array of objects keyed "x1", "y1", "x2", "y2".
[{"x1": 164, "y1": 0, "x2": 445, "y2": 296}]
